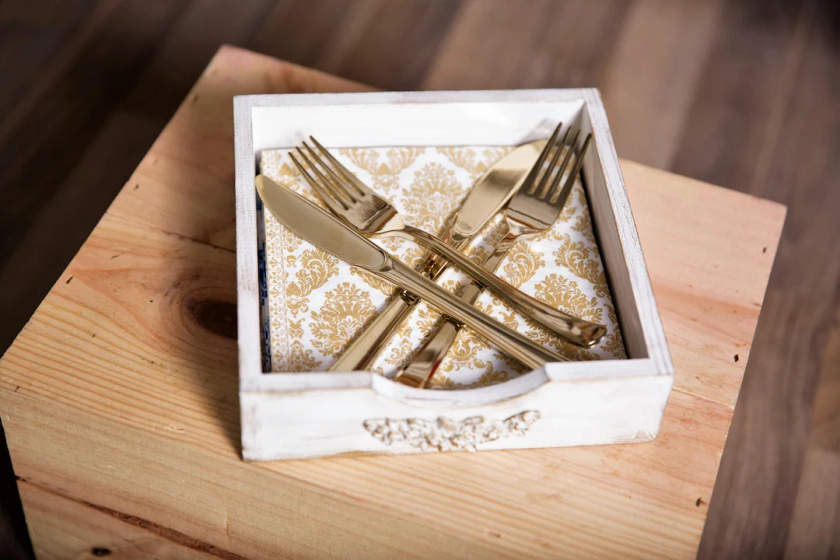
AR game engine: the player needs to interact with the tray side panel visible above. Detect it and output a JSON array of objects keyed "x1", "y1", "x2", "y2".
[
  {"x1": 242, "y1": 374, "x2": 672, "y2": 461},
  {"x1": 581, "y1": 90, "x2": 673, "y2": 375},
  {"x1": 234, "y1": 97, "x2": 264, "y2": 389}
]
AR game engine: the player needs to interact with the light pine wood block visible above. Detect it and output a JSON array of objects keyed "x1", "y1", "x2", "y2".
[
  {"x1": 0, "y1": 46, "x2": 785, "y2": 559},
  {"x1": 20, "y1": 482, "x2": 219, "y2": 560}
]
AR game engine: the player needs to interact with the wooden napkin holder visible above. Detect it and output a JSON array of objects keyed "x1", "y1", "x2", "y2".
[{"x1": 233, "y1": 90, "x2": 673, "y2": 461}]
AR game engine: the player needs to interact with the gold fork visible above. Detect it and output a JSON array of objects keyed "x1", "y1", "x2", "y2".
[
  {"x1": 290, "y1": 137, "x2": 604, "y2": 347},
  {"x1": 395, "y1": 124, "x2": 601, "y2": 387}
]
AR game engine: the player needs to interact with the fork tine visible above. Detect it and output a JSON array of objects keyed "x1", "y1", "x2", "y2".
[
  {"x1": 302, "y1": 141, "x2": 359, "y2": 202},
  {"x1": 535, "y1": 127, "x2": 572, "y2": 199},
  {"x1": 309, "y1": 136, "x2": 368, "y2": 198},
  {"x1": 524, "y1": 121, "x2": 563, "y2": 195},
  {"x1": 545, "y1": 128, "x2": 580, "y2": 201},
  {"x1": 295, "y1": 146, "x2": 347, "y2": 206},
  {"x1": 290, "y1": 150, "x2": 349, "y2": 213},
  {"x1": 301, "y1": 141, "x2": 358, "y2": 204},
  {"x1": 550, "y1": 133, "x2": 592, "y2": 207}
]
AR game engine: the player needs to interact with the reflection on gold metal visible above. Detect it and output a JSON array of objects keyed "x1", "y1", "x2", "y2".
[
  {"x1": 289, "y1": 136, "x2": 604, "y2": 364},
  {"x1": 396, "y1": 124, "x2": 600, "y2": 387},
  {"x1": 257, "y1": 176, "x2": 565, "y2": 370},
  {"x1": 328, "y1": 141, "x2": 545, "y2": 372}
]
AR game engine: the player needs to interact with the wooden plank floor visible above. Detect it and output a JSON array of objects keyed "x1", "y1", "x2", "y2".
[{"x1": 0, "y1": 0, "x2": 837, "y2": 557}]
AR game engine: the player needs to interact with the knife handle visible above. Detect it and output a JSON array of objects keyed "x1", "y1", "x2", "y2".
[
  {"x1": 328, "y1": 236, "x2": 465, "y2": 373},
  {"x1": 395, "y1": 319, "x2": 461, "y2": 387},
  {"x1": 374, "y1": 258, "x2": 566, "y2": 370},
  {"x1": 328, "y1": 291, "x2": 418, "y2": 372},
  {"x1": 394, "y1": 240, "x2": 511, "y2": 387},
  {"x1": 387, "y1": 226, "x2": 606, "y2": 348}
]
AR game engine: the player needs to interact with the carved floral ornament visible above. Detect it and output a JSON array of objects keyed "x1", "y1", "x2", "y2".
[{"x1": 363, "y1": 410, "x2": 541, "y2": 452}]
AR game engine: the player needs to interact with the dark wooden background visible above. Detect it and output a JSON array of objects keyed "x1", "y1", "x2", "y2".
[{"x1": 1, "y1": 0, "x2": 838, "y2": 558}]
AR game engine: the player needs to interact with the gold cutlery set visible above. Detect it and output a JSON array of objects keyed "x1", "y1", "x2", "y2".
[{"x1": 256, "y1": 122, "x2": 605, "y2": 388}]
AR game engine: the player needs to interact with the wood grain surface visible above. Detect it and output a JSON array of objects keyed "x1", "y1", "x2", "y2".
[
  {"x1": 0, "y1": 45, "x2": 785, "y2": 559},
  {"x1": 0, "y1": 0, "x2": 837, "y2": 558}
]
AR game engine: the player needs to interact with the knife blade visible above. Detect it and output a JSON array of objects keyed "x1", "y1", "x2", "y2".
[
  {"x1": 256, "y1": 175, "x2": 566, "y2": 370},
  {"x1": 329, "y1": 141, "x2": 544, "y2": 372},
  {"x1": 447, "y1": 141, "x2": 546, "y2": 243}
]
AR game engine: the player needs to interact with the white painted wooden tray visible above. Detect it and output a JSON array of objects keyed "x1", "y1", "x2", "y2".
[{"x1": 233, "y1": 90, "x2": 673, "y2": 461}]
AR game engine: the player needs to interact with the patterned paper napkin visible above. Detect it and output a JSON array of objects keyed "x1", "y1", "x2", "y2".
[{"x1": 259, "y1": 146, "x2": 626, "y2": 389}]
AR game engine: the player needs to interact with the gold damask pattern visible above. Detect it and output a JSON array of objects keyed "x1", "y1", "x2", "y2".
[
  {"x1": 259, "y1": 145, "x2": 626, "y2": 387},
  {"x1": 311, "y1": 283, "x2": 377, "y2": 358},
  {"x1": 502, "y1": 242, "x2": 545, "y2": 289},
  {"x1": 402, "y1": 162, "x2": 465, "y2": 233},
  {"x1": 340, "y1": 147, "x2": 424, "y2": 194},
  {"x1": 437, "y1": 146, "x2": 512, "y2": 181},
  {"x1": 285, "y1": 249, "x2": 339, "y2": 316}
]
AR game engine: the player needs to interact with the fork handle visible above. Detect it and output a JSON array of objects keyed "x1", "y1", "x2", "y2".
[
  {"x1": 328, "y1": 237, "x2": 465, "y2": 373},
  {"x1": 394, "y1": 233, "x2": 516, "y2": 387},
  {"x1": 373, "y1": 258, "x2": 565, "y2": 369},
  {"x1": 328, "y1": 291, "x2": 419, "y2": 372},
  {"x1": 388, "y1": 226, "x2": 607, "y2": 347}
]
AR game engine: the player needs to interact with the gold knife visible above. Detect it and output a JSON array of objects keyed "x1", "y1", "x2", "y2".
[
  {"x1": 256, "y1": 176, "x2": 567, "y2": 370},
  {"x1": 328, "y1": 142, "x2": 545, "y2": 372}
]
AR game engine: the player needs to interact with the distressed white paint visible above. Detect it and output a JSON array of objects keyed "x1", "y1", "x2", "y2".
[{"x1": 233, "y1": 89, "x2": 674, "y2": 461}]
